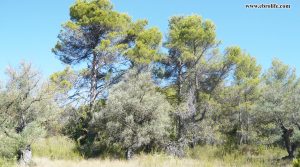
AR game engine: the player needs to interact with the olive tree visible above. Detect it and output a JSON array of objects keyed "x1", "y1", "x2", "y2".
[
  {"x1": 92, "y1": 69, "x2": 172, "y2": 159},
  {"x1": 255, "y1": 59, "x2": 300, "y2": 158},
  {"x1": 0, "y1": 62, "x2": 60, "y2": 165}
]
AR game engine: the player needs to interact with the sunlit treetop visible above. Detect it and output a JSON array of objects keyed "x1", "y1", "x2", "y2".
[{"x1": 165, "y1": 15, "x2": 219, "y2": 64}]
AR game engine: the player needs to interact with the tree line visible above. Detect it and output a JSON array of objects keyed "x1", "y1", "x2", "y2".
[{"x1": 1, "y1": 0, "x2": 300, "y2": 164}]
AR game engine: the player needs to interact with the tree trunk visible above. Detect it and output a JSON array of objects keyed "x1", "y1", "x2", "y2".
[
  {"x1": 89, "y1": 54, "x2": 98, "y2": 117},
  {"x1": 190, "y1": 136, "x2": 196, "y2": 148},
  {"x1": 18, "y1": 145, "x2": 32, "y2": 167},
  {"x1": 177, "y1": 115, "x2": 184, "y2": 141},
  {"x1": 281, "y1": 124, "x2": 295, "y2": 158},
  {"x1": 125, "y1": 147, "x2": 133, "y2": 160}
]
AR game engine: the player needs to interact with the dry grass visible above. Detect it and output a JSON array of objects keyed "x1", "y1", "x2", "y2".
[
  {"x1": 31, "y1": 153, "x2": 292, "y2": 167},
  {"x1": 31, "y1": 136, "x2": 81, "y2": 160},
  {"x1": 32, "y1": 155, "x2": 224, "y2": 167},
  {"x1": 27, "y1": 137, "x2": 293, "y2": 167}
]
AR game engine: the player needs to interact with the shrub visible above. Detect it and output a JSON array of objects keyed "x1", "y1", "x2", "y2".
[{"x1": 92, "y1": 70, "x2": 172, "y2": 159}]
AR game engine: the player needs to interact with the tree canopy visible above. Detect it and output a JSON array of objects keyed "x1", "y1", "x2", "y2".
[{"x1": 1, "y1": 0, "x2": 300, "y2": 165}]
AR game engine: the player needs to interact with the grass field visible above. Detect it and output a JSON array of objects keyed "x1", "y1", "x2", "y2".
[
  {"x1": 1, "y1": 136, "x2": 294, "y2": 167},
  {"x1": 32, "y1": 152, "x2": 292, "y2": 167}
]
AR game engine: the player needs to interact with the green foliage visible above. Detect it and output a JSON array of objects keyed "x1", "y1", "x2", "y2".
[
  {"x1": 293, "y1": 149, "x2": 300, "y2": 167},
  {"x1": 126, "y1": 27, "x2": 162, "y2": 65},
  {"x1": 294, "y1": 159, "x2": 300, "y2": 167},
  {"x1": 166, "y1": 15, "x2": 218, "y2": 64},
  {"x1": 293, "y1": 150, "x2": 300, "y2": 167},
  {"x1": 62, "y1": 107, "x2": 88, "y2": 140},
  {"x1": 156, "y1": 14, "x2": 242, "y2": 147},
  {"x1": 52, "y1": 1, "x2": 164, "y2": 136},
  {"x1": 4, "y1": 0, "x2": 298, "y2": 163},
  {"x1": 69, "y1": 0, "x2": 129, "y2": 28},
  {"x1": 250, "y1": 59, "x2": 300, "y2": 159},
  {"x1": 0, "y1": 157, "x2": 15, "y2": 167},
  {"x1": 92, "y1": 69, "x2": 172, "y2": 154},
  {"x1": 0, "y1": 134, "x2": 19, "y2": 159},
  {"x1": 157, "y1": 86, "x2": 179, "y2": 105},
  {"x1": 220, "y1": 49, "x2": 262, "y2": 145},
  {"x1": 233, "y1": 51, "x2": 261, "y2": 85},
  {"x1": 50, "y1": 66, "x2": 75, "y2": 93},
  {"x1": 256, "y1": 59, "x2": 299, "y2": 141},
  {"x1": 0, "y1": 62, "x2": 60, "y2": 161}
]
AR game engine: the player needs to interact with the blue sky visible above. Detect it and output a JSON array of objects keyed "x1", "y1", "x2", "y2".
[{"x1": 0, "y1": 0, "x2": 299, "y2": 80}]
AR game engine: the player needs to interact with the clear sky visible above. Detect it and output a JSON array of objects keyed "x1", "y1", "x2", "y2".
[{"x1": 0, "y1": 0, "x2": 299, "y2": 80}]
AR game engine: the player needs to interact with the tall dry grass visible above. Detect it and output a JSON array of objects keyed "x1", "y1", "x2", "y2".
[
  {"x1": 33, "y1": 155, "x2": 206, "y2": 167},
  {"x1": 27, "y1": 136, "x2": 293, "y2": 167},
  {"x1": 31, "y1": 136, "x2": 81, "y2": 160},
  {"x1": 32, "y1": 153, "x2": 292, "y2": 167}
]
